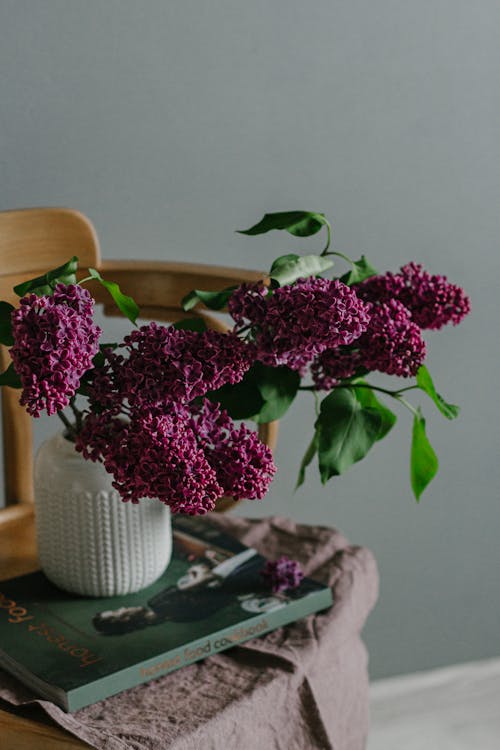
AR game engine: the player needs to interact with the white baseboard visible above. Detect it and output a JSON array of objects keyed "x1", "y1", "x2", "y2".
[{"x1": 368, "y1": 658, "x2": 500, "y2": 750}]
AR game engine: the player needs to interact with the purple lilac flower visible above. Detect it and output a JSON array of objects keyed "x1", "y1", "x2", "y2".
[
  {"x1": 76, "y1": 410, "x2": 224, "y2": 514},
  {"x1": 77, "y1": 397, "x2": 276, "y2": 513},
  {"x1": 87, "y1": 323, "x2": 254, "y2": 414},
  {"x1": 51, "y1": 283, "x2": 95, "y2": 317},
  {"x1": 312, "y1": 300, "x2": 426, "y2": 388},
  {"x1": 357, "y1": 262, "x2": 470, "y2": 330},
  {"x1": 10, "y1": 284, "x2": 101, "y2": 417},
  {"x1": 261, "y1": 557, "x2": 304, "y2": 594},
  {"x1": 228, "y1": 282, "x2": 268, "y2": 327},
  {"x1": 360, "y1": 300, "x2": 426, "y2": 376},
  {"x1": 84, "y1": 350, "x2": 123, "y2": 415},
  {"x1": 190, "y1": 399, "x2": 276, "y2": 501},
  {"x1": 229, "y1": 277, "x2": 370, "y2": 372},
  {"x1": 311, "y1": 346, "x2": 362, "y2": 390}
]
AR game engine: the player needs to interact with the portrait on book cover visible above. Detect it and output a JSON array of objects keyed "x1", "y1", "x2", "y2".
[{"x1": 92, "y1": 528, "x2": 288, "y2": 636}]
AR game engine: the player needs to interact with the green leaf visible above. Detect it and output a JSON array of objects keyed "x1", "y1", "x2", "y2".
[
  {"x1": 416, "y1": 365, "x2": 460, "y2": 420},
  {"x1": 269, "y1": 254, "x2": 334, "y2": 287},
  {"x1": 296, "y1": 432, "x2": 318, "y2": 489},
  {"x1": 88, "y1": 268, "x2": 139, "y2": 325},
  {"x1": 0, "y1": 362, "x2": 21, "y2": 389},
  {"x1": 14, "y1": 257, "x2": 79, "y2": 297},
  {"x1": 340, "y1": 255, "x2": 378, "y2": 285},
  {"x1": 172, "y1": 318, "x2": 208, "y2": 332},
  {"x1": 238, "y1": 211, "x2": 329, "y2": 238},
  {"x1": 206, "y1": 362, "x2": 300, "y2": 423},
  {"x1": 181, "y1": 286, "x2": 238, "y2": 312},
  {"x1": 206, "y1": 378, "x2": 265, "y2": 420},
  {"x1": 316, "y1": 387, "x2": 383, "y2": 482},
  {"x1": 352, "y1": 383, "x2": 397, "y2": 440},
  {"x1": 411, "y1": 409, "x2": 439, "y2": 501},
  {"x1": 269, "y1": 254, "x2": 300, "y2": 274},
  {"x1": 0, "y1": 301, "x2": 15, "y2": 346},
  {"x1": 253, "y1": 363, "x2": 301, "y2": 423}
]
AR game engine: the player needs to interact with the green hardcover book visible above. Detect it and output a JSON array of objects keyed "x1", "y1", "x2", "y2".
[{"x1": 0, "y1": 516, "x2": 333, "y2": 711}]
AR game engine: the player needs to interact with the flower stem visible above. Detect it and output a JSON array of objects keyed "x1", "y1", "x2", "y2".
[
  {"x1": 392, "y1": 385, "x2": 420, "y2": 394},
  {"x1": 338, "y1": 382, "x2": 421, "y2": 418},
  {"x1": 299, "y1": 381, "x2": 420, "y2": 417},
  {"x1": 321, "y1": 220, "x2": 332, "y2": 255},
  {"x1": 339, "y1": 382, "x2": 399, "y2": 397},
  {"x1": 69, "y1": 396, "x2": 83, "y2": 432},
  {"x1": 323, "y1": 250, "x2": 354, "y2": 266},
  {"x1": 57, "y1": 410, "x2": 77, "y2": 440},
  {"x1": 393, "y1": 395, "x2": 420, "y2": 418},
  {"x1": 313, "y1": 390, "x2": 320, "y2": 417}
]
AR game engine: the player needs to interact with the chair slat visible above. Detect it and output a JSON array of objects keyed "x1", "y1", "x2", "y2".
[{"x1": 0, "y1": 208, "x2": 100, "y2": 275}]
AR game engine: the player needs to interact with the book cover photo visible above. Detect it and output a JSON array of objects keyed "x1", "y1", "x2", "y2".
[{"x1": 0, "y1": 516, "x2": 333, "y2": 711}]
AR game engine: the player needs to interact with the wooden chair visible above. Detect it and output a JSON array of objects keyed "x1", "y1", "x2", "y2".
[{"x1": 0, "y1": 207, "x2": 278, "y2": 749}]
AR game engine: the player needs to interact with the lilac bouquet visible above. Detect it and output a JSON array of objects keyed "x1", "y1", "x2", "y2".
[
  {"x1": 182, "y1": 210, "x2": 469, "y2": 500},
  {"x1": 0, "y1": 209, "x2": 470, "y2": 510}
]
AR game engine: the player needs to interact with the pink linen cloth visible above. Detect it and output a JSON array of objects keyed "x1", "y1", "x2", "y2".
[{"x1": 0, "y1": 515, "x2": 378, "y2": 750}]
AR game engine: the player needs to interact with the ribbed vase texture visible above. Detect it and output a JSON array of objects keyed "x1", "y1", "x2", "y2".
[{"x1": 34, "y1": 432, "x2": 172, "y2": 597}]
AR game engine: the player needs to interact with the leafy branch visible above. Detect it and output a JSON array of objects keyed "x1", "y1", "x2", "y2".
[{"x1": 296, "y1": 364, "x2": 456, "y2": 500}]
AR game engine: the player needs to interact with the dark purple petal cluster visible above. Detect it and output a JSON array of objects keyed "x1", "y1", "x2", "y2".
[
  {"x1": 10, "y1": 284, "x2": 101, "y2": 417},
  {"x1": 84, "y1": 352, "x2": 122, "y2": 415},
  {"x1": 76, "y1": 399, "x2": 276, "y2": 513},
  {"x1": 51, "y1": 283, "x2": 95, "y2": 317},
  {"x1": 78, "y1": 322, "x2": 275, "y2": 513},
  {"x1": 88, "y1": 323, "x2": 254, "y2": 413},
  {"x1": 228, "y1": 282, "x2": 268, "y2": 326},
  {"x1": 76, "y1": 409, "x2": 222, "y2": 514},
  {"x1": 261, "y1": 556, "x2": 304, "y2": 594},
  {"x1": 357, "y1": 262, "x2": 470, "y2": 330},
  {"x1": 360, "y1": 300, "x2": 427, "y2": 376},
  {"x1": 190, "y1": 400, "x2": 276, "y2": 500},
  {"x1": 311, "y1": 346, "x2": 362, "y2": 390},
  {"x1": 229, "y1": 277, "x2": 370, "y2": 372},
  {"x1": 312, "y1": 300, "x2": 426, "y2": 388}
]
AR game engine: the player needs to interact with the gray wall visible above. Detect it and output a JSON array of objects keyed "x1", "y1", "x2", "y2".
[{"x1": 1, "y1": 1, "x2": 499, "y2": 679}]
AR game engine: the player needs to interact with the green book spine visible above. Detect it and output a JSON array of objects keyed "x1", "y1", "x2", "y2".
[{"x1": 66, "y1": 587, "x2": 332, "y2": 712}]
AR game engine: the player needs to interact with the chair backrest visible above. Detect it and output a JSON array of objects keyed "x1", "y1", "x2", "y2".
[{"x1": 0, "y1": 208, "x2": 278, "y2": 530}]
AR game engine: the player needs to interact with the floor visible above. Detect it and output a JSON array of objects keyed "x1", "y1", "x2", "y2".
[{"x1": 368, "y1": 658, "x2": 500, "y2": 750}]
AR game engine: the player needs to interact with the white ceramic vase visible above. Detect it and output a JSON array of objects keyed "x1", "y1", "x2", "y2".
[{"x1": 34, "y1": 432, "x2": 172, "y2": 597}]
